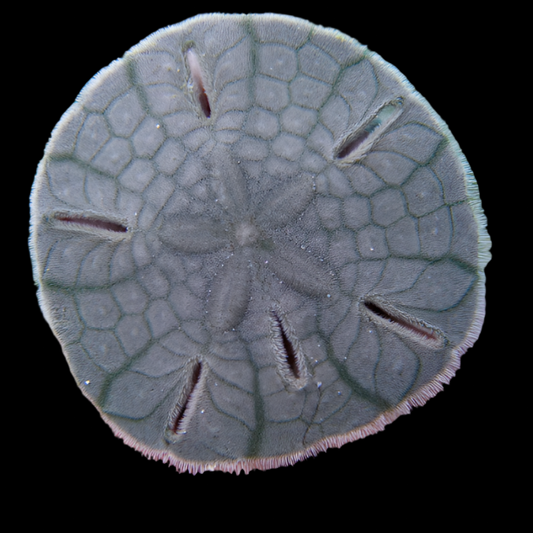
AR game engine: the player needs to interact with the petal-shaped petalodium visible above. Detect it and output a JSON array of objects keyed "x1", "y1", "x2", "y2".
[
  {"x1": 208, "y1": 251, "x2": 252, "y2": 331},
  {"x1": 265, "y1": 244, "x2": 334, "y2": 297},
  {"x1": 255, "y1": 174, "x2": 314, "y2": 229},
  {"x1": 159, "y1": 216, "x2": 230, "y2": 254}
]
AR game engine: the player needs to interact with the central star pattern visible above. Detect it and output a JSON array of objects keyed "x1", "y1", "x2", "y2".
[{"x1": 157, "y1": 145, "x2": 334, "y2": 333}]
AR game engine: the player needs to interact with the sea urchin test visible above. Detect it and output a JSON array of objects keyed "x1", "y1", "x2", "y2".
[{"x1": 29, "y1": 14, "x2": 490, "y2": 474}]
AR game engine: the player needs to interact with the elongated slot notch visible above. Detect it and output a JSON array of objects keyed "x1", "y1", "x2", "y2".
[
  {"x1": 337, "y1": 130, "x2": 370, "y2": 159},
  {"x1": 54, "y1": 214, "x2": 127, "y2": 233},
  {"x1": 169, "y1": 361, "x2": 202, "y2": 434},
  {"x1": 335, "y1": 97, "x2": 403, "y2": 162},
  {"x1": 363, "y1": 298, "x2": 444, "y2": 348},
  {"x1": 186, "y1": 48, "x2": 211, "y2": 118},
  {"x1": 270, "y1": 309, "x2": 308, "y2": 390},
  {"x1": 272, "y1": 311, "x2": 299, "y2": 379}
]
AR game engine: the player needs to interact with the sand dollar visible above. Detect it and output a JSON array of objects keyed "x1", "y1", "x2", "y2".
[{"x1": 29, "y1": 13, "x2": 490, "y2": 474}]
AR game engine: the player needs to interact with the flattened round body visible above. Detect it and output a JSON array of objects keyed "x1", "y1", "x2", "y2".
[{"x1": 29, "y1": 13, "x2": 490, "y2": 473}]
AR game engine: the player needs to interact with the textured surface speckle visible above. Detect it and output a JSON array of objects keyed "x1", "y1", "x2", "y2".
[{"x1": 29, "y1": 13, "x2": 490, "y2": 474}]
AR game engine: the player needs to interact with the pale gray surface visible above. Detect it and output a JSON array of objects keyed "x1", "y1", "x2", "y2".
[{"x1": 29, "y1": 14, "x2": 490, "y2": 473}]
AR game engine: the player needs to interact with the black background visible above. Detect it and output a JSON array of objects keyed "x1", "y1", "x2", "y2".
[{"x1": 15, "y1": 4, "x2": 505, "y2": 514}]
